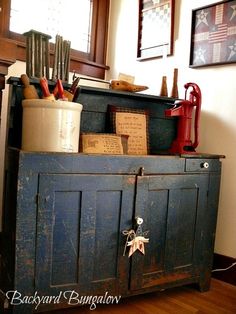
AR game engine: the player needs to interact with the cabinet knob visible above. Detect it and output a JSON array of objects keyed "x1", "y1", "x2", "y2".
[
  {"x1": 201, "y1": 162, "x2": 209, "y2": 169},
  {"x1": 136, "y1": 216, "x2": 143, "y2": 225}
]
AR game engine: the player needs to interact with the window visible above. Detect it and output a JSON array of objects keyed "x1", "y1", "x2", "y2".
[
  {"x1": 10, "y1": 0, "x2": 93, "y2": 53},
  {"x1": 0, "y1": 0, "x2": 110, "y2": 78}
]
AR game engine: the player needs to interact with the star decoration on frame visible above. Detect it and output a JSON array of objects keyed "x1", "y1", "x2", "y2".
[
  {"x1": 194, "y1": 47, "x2": 206, "y2": 64},
  {"x1": 196, "y1": 10, "x2": 209, "y2": 27},
  {"x1": 230, "y1": 4, "x2": 236, "y2": 20},
  {"x1": 228, "y1": 42, "x2": 236, "y2": 60}
]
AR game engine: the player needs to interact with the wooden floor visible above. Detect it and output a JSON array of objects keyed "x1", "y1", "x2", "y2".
[{"x1": 44, "y1": 279, "x2": 236, "y2": 314}]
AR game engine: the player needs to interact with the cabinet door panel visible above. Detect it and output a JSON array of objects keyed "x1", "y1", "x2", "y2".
[
  {"x1": 130, "y1": 174, "x2": 208, "y2": 290},
  {"x1": 35, "y1": 174, "x2": 135, "y2": 298},
  {"x1": 51, "y1": 190, "x2": 82, "y2": 286}
]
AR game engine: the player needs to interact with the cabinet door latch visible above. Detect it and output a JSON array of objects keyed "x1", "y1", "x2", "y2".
[{"x1": 139, "y1": 167, "x2": 145, "y2": 176}]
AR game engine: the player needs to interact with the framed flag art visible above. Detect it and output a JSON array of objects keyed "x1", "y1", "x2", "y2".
[{"x1": 189, "y1": 0, "x2": 236, "y2": 67}]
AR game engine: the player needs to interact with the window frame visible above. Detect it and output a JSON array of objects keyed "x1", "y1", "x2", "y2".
[{"x1": 0, "y1": 0, "x2": 110, "y2": 79}]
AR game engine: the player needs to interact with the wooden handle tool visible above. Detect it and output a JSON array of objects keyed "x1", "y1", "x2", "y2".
[
  {"x1": 40, "y1": 77, "x2": 55, "y2": 100},
  {"x1": 21, "y1": 74, "x2": 39, "y2": 99},
  {"x1": 63, "y1": 90, "x2": 74, "y2": 101},
  {"x1": 53, "y1": 79, "x2": 67, "y2": 100},
  {"x1": 63, "y1": 77, "x2": 80, "y2": 101},
  {"x1": 66, "y1": 76, "x2": 149, "y2": 93},
  {"x1": 110, "y1": 80, "x2": 148, "y2": 92}
]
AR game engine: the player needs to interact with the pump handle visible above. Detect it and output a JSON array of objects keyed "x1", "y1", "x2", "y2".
[{"x1": 184, "y1": 83, "x2": 202, "y2": 148}]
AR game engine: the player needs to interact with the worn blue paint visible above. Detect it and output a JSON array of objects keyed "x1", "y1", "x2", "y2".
[{"x1": 0, "y1": 78, "x2": 223, "y2": 313}]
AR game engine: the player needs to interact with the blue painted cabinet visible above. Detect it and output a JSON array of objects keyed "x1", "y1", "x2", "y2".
[
  {"x1": 131, "y1": 174, "x2": 211, "y2": 291},
  {"x1": 0, "y1": 79, "x2": 223, "y2": 313},
  {"x1": 1, "y1": 151, "x2": 221, "y2": 313},
  {"x1": 35, "y1": 172, "x2": 212, "y2": 297},
  {"x1": 35, "y1": 174, "x2": 134, "y2": 297}
]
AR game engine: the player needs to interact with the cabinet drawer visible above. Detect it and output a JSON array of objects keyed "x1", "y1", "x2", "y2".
[{"x1": 185, "y1": 159, "x2": 221, "y2": 172}]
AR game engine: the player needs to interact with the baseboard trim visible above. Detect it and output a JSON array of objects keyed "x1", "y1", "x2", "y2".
[{"x1": 212, "y1": 253, "x2": 236, "y2": 286}]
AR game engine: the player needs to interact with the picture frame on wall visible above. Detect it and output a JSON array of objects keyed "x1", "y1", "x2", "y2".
[
  {"x1": 137, "y1": 0, "x2": 175, "y2": 60},
  {"x1": 189, "y1": 0, "x2": 236, "y2": 67}
]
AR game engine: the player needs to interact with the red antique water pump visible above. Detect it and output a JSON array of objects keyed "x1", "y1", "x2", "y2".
[{"x1": 165, "y1": 82, "x2": 202, "y2": 154}]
